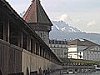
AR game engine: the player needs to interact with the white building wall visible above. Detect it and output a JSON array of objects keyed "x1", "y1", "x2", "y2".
[
  {"x1": 68, "y1": 52, "x2": 77, "y2": 59},
  {"x1": 68, "y1": 47, "x2": 77, "y2": 52},
  {"x1": 83, "y1": 46, "x2": 100, "y2": 61},
  {"x1": 68, "y1": 45, "x2": 77, "y2": 59},
  {"x1": 50, "y1": 43, "x2": 68, "y2": 58},
  {"x1": 68, "y1": 45, "x2": 88, "y2": 59}
]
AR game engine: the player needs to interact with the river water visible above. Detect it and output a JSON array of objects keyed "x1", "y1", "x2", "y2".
[{"x1": 63, "y1": 71, "x2": 100, "y2": 75}]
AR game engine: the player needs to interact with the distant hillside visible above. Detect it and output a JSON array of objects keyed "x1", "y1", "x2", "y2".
[{"x1": 50, "y1": 21, "x2": 100, "y2": 44}]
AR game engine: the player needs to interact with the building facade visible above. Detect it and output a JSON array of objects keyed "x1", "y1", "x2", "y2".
[
  {"x1": 49, "y1": 40, "x2": 68, "y2": 58},
  {"x1": 68, "y1": 39, "x2": 100, "y2": 60},
  {"x1": 83, "y1": 46, "x2": 100, "y2": 61}
]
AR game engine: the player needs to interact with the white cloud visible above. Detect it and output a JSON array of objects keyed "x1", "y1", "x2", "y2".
[
  {"x1": 6, "y1": 0, "x2": 31, "y2": 14},
  {"x1": 87, "y1": 20, "x2": 96, "y2": 27},
  {"x1": 58, "y1": 14, "x2": 71, "y2": 22},
  {"x1": 74, "y1": 19, "x2": 80, "y2": 23}
]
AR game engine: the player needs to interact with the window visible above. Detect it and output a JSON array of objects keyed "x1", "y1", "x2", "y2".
[
  {"x1": 36, "y1": 43, "x2": 39, "y2": 55},
  {"x1": 40, "y1": 46, "x2": 43, "y2": 56},
  {"x1": 0, "y1": 23, "x2": 3, "y2": 39},
  {"x1": 31, "y1": 39, "x2": 35, "y2": 53},
  {"x1": 0, "y1": 9, "x2": 3, "y2": 40},
  {"x1": 41, "y1": 33, "x2": 42, "y2": 37},
  {"x1": 23, "y1": 32, "x2": 27, "y2": 50},
  {"x1": 9, "y1": 22, "x2": 19, "y2": 46},
  {"x1": 80, "y1": 52, "x2": 81, "y2": 54}
]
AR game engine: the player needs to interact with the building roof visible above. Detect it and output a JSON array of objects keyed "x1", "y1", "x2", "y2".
[
  {"x1": 83, "y1": 46, "x2": 100, "y2": 52},
  {"x1": 23, "y1": 0, "x2": 53, "y2": 26},
  {"x1": 68, "y1": 39, "x2": 99, "y2": 46},
  {"x1": 49, "y1": 40, "x2": 67, "y2": 44}
]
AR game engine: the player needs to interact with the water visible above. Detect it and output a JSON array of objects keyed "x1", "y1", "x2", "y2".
[{"x1": 63, "y1": 71, "x2": 100, "y2": 75}]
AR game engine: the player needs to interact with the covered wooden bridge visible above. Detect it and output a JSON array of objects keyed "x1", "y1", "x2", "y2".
[{"x1": 0, "y1": 0, "x2": 62, "y2": 75}]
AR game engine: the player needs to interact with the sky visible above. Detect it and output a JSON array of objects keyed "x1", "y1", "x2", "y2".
[{"x1": 6, "y1": 0, "x2": 100, "y2": 33}]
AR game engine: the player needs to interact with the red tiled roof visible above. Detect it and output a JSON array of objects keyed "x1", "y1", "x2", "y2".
[{"x1": 23, "y1": 0, "x2": 52, "y2": 26}]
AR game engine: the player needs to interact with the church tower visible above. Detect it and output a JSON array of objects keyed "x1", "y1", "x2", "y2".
[{"x1": 23, "y1": 0, "x2": 53, "y2": 45}]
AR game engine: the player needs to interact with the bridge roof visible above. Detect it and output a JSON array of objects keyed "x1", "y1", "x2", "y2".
[{"x1": 1, "y1": 0, "x2": 61, "y2": 64}]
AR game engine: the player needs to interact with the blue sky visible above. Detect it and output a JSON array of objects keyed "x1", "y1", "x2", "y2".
[{"x1": 6, "y1": 0, "x2": 100, "y2": 33}]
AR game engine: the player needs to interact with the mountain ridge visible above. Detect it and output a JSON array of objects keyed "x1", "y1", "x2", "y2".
[{"x1": 50, "y1": 21, "x2": 100, "y2": 44}]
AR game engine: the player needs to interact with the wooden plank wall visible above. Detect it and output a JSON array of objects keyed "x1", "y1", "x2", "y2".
[{"x1": 0, "y1": 40, "x2": 22, "y2": 75}]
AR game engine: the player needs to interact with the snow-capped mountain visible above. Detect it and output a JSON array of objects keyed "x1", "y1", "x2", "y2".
[
  {"x1": 50, "y1": 21, "x2": 100, "y2": 44},
  {"x1": 52, "y1": 21, "x2": 81, "y2": 33}
]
